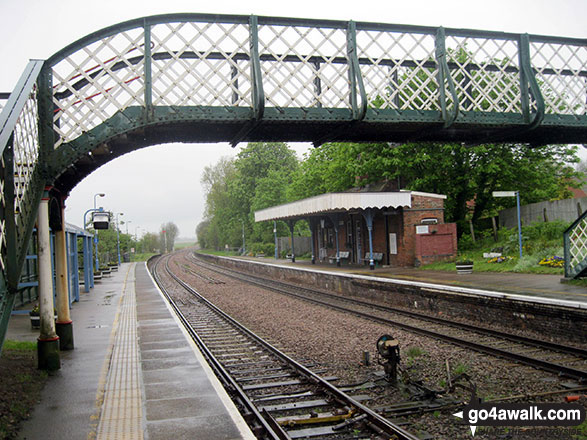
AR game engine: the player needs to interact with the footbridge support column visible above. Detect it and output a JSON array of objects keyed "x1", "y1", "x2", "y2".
[
  {"x1": 37, "y1": 189, "x2": 60, "y2": 370},
  {"x1": 55, "y1": 197, "x2": 74, "y2": 350}
]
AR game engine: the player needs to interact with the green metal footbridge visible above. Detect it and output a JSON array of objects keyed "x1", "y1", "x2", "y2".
[{"x1": 0, "y1": 13, "x2": 586, "y2": 349}]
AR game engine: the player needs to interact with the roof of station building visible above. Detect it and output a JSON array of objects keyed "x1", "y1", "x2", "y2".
[{"x1": 254, "y1": 190, "x2": 446, "y2": 222}]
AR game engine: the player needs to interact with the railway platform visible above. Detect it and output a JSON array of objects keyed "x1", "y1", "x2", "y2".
[
  {"x1": 236, "y1": 255, "x2": 587, "y2": 306},
  {"x1": 7, "y1": 262, "x2": 254, "y2": 440}
]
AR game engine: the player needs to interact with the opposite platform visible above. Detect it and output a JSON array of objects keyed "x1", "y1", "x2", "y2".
[
  {"x1": 11, "y1": 262, "x2": 254, "y2": 440},
  {"x1": 232, "y1": 255, "x2": 586, "y2": 307}
]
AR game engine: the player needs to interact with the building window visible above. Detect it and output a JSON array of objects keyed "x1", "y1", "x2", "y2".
[{"x1": 327, "y1": 228, "x2": 334, "y2": 247}]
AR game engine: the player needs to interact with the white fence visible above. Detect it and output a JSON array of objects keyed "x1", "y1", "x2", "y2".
[{"x1": 498, "y1": 197, "x2": 586, "y2": 228}]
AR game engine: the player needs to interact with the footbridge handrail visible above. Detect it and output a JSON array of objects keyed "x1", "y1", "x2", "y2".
[
  {"x1": 0, "y1": 59, "x2": 46, "y2": 286},
  {"x1": 564, "y1": 210, "x2": 587, "y2": 279},
  {"x1": 0, "y1": 59, "x2": 47, "y2": 353},
  {"x1": 0, "y1": 60, "x2": 44, "y2": 157}
]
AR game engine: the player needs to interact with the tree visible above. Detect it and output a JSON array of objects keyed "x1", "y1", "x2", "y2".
[
  {"x1": 251, "y1": 168, "x2": 292, "y2": 242},
  {"x1": 140, "y1": 232, "x2": 159, "y2": 253},
  {"x1": 198, "y1": 143, "x2": 300, "y2": 249},
  {"x1": 91, "y1": 227, "x2": 135, "y2": 265},
  {"x1": 160, "y1": 222, "x2": 179, "y2": 253},
  {"x1": 286, "y1": 142, "x2": 359, "y2": 201},
  {"x1": 577, "y1": 158, "x2": 587, "y2": 180},
  {"x1": 286, "y1": 141, "x2": 580, "y2": 236}
]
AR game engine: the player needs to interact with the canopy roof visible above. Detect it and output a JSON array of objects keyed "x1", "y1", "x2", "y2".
[
  {"x1": 254, "y1": 190, "x2": 445, "y2": 222},
  {"x1": 65, "y1": 222, "x2": 93, "y2": 237}
]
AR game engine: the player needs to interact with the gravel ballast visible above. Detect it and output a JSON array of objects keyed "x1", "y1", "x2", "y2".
[{"x1": 158, "y1": 252, "x2": 587, "y2": 440}]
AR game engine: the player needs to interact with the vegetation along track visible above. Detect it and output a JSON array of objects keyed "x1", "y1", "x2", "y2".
[
  {"x1": 188, "y1": 252, "x2": 587, "y2": 383},
  {"x1": 151, "y1": 254, "x2": 419, "y2": 440}
]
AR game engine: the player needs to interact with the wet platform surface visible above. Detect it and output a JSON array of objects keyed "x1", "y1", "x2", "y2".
[{"x1": 8, "y1": 262, "x2": 254, "y2": 440}]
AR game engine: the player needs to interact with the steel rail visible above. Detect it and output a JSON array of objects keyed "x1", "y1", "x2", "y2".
[
  {"x1": 151, "y1": 255, "x2": 283, "y2": 440},
  {"x1": 190, "y1": 253, "x2": 587, "y2": 382},
  {"x1": 155, "y1": 254, "x2": 420, "y2": 440},
  {"x1": 191, "y1": 254, "x2": 587, "y2": 358}
]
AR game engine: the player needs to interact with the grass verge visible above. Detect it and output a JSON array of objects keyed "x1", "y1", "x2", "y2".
[{"x1": 0, "y1": 340, "x2": 48, "y2": 439}]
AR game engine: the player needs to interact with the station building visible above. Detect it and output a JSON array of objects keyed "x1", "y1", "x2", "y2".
[{"x1": 255, "y1": 184, "x2": 457, "y2": 269}]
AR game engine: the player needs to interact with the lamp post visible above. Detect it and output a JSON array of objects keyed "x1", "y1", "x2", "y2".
[
  {"x1": 241, "y1": 220, "x2": 246, "y2": 255},
  {"x1": 274, "y1": 221, "x2": 278, "y2": 259},
  {"x1": 116, "y1": 213, "x2": 123, "y2": 265},
  {"x1": 94, "y1": 193, "x2": 105, "y2": 209},
  {"x1": 92, "y1": 193, "x2": 105, "y2": 269},
  {"x1": 492, "y1": 191, "x2": 523, "y2": 259}
]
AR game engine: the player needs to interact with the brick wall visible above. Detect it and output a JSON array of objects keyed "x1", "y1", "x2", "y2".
[
  {"x1": 401, "y1": 196, "x2": 447, "y2": 266},
  {"x1": 415, "y1": 223, "x2": 457, "y2": 265}
]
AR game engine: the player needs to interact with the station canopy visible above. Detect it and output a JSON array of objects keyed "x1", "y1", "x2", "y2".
[{"x1": 254, "y1": 190, "x2": 446, "y2": 222}]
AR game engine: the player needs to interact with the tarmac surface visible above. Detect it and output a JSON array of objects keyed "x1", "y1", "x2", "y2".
[{"x1": 8, "y1": 262, "x2": 254, "y2": 440}]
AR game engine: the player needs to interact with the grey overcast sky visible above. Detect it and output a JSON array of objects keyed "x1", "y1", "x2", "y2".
[{"x1": 1, "y1": 0, "x2": 585, "y2": 239}]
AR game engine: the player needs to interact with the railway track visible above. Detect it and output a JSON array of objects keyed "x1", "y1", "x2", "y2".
[
  {"x1": 151, "y1": 254, "x2": 420, "y2": 440},
  {"x1": 187, "y1": 253, "x2": 587, "y2": 383}
]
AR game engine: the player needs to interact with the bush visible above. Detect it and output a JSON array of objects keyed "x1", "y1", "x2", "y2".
[
  {"x1": 513, "y1": 255, "x2": 540, "y2": 272},
  {"x1": 523, "y1": 220, "x2": 569, "y2": 241},
  {"x1": 249, "y1": 242, "x2": 275, "y2": 256}
]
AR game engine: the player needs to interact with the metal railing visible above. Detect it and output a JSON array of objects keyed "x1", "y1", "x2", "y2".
[
  {"x1": 564, "y1": 210, "x2": 587, "y2": 279},
  {"x1": 45, "y1": 14, "x2": 585, "y2": 149}
]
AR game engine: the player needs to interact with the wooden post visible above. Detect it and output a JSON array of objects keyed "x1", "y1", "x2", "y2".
[
  {"x1": 491, "y1": 216, "x2": 498, "y2": 242},
  {"x1": 469, "y1": 219, "x2": 476, "y2": 243}
]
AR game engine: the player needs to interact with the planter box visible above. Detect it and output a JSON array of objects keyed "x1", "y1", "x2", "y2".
[
  {"x1": 30, "y1": 316, "x2": 40, "y2": 329},
  {"x1": 30, "y1": 315, "x2": 58, "y2": 329},
  {"x1": 456, "y1": 262, "x2": 474, "y2": 274}
]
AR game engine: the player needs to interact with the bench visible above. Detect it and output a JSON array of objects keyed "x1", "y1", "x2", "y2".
[
  {"x1": 364, "y1": 252, "x2": 383, "y2": 267},
  {"x1": 328, "y1": 251, "x2": 350, "y2": 264}
]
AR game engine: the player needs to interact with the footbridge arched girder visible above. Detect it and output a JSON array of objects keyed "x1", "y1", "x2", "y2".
[
  {"x1": 45, "y1": 14, "x2": 586, "y2": 158},
  {"x1": 0, "y1": 12, "x2": 586, "y2": 351},
  {"x1": 41, "y1": 13, "x2": 587, "y2": 192}
]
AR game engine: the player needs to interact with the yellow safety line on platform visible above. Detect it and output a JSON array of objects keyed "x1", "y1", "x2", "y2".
[
  {"x1": 89, "y1": 266, "x2": 129, "y2": 439},
  {"x1": 93, "y1": 263, "x2": 144, "y2": 440}
]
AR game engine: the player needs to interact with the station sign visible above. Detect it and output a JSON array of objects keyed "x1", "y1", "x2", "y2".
[{"x1": 492, "y1": 191, "x2": 517, "y2": 197}]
